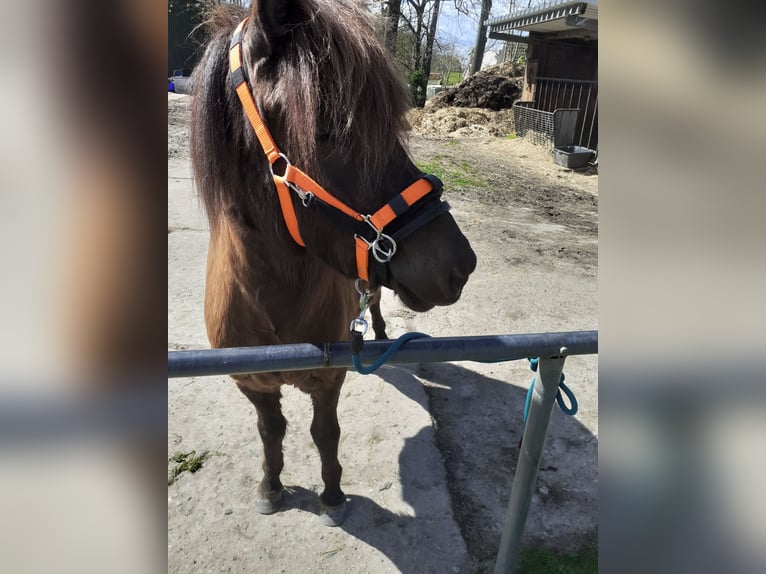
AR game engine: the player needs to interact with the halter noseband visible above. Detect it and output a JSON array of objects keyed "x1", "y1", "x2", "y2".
[{"x1": 228, "y1": 19, "x2": 450, "y2": 286}]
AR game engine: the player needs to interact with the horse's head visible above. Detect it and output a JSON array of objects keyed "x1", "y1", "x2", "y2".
[{"x1": 241, "y1": 0, "x2": 476, "y2": 311}]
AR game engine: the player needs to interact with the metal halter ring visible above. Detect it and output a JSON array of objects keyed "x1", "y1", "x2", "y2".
[
  {"x1": 349, "y1": 317, "x2": 369, "y2": 336},
  {"x1": 355, "y1": 278, "x2": 370, "y2": 297},
  {"x1": 269, "y1": 152, "x2": 291, "y2": 178},
  {"x1": 371, "y1": 233, "x2": 397, "y2": 263}
]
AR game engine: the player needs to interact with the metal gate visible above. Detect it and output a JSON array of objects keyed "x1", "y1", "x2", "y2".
[{"x1": 514, "y1": 77, "x2": 598, "y2": 151}]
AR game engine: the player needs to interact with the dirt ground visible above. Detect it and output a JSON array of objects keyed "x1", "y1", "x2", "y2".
[{"x1": 168, "y1": 93, "x2": 597, "y2": 572}]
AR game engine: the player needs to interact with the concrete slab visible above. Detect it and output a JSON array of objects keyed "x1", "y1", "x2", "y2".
[{"x1": 168, "y1": 158, "x2": 207, "y2": 233}]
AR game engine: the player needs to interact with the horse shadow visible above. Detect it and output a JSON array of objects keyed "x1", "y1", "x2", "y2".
[{"x1": 277, "y1": 361, "x2": 597, "y2": 571}]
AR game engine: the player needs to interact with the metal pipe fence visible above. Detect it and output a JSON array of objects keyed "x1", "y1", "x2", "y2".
[
  {"x1": 168, "y1": 330, "x2": 598, "y2": 573},
  {"x1": 168, "y1": 331, "x2": 597, "y2": 378}
]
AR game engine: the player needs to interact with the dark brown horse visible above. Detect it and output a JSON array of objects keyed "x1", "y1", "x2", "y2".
[{"x1": 191, "y1": 0, "x2": 476, "y2": 525}]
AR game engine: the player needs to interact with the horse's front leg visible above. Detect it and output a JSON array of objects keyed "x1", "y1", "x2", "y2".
[
  {"x1": 369, "y1": 288, "x2": 388, "y2": 340},
  {"x1": 235, "y1": 379, "x2": 287, "y2": 514},
  {"x1": 309, "y1": 375, "x2": 347, "y2": 526}
]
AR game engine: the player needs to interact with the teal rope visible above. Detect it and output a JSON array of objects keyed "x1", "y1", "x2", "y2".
[
  {"x1": 351, "y1": 332, "x2": 430, "y2": 375},
  {"x1": 556, "y1": 377, "x2": 577, "y2": 415},
  {"x1": 351, "y1": 334, "x2": 578, "y2": 422},
  {"x1": 523, "y1": 357, "x2": 578, "y2": 427}
]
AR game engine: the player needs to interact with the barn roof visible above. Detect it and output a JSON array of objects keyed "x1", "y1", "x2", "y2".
[{"x1": 488, "y1": 0, "x2": 598, "y2": 36}]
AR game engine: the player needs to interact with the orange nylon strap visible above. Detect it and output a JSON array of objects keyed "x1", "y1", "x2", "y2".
[
  {"x1": 355, "y1": 237, "x2": 370, "y2": 282},
  {"x1": 369, "y1": 177, "x2": 434, "y2": 230},
  {"x1": 274, "y1": 177, "x2": 307, "y2": 247},
  {"x1": 285, "y1": 166, "x2": 364, "y2": 222},
  {"x1": 229, "y1": 18, "x2": 305, "y2": 245},
  {"x1": 230, "y1": 21, "x2": 281, "y2": 163},
  {"x1": 234, "y1": 84, "x2": 281, "y2": 163}
]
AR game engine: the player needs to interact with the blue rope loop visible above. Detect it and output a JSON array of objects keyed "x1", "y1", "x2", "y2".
[
  {"x1": 523, "y1": 357, "x2": 578, "y2": 425},
  {"x1": 351, "y1": 332, "x2": 430, "y2": 375},
  {"x1": 556, "y1": 376, "x2": 578, "y2": 415},
  {"x1": 351, "y1": 336, "x2": 578, "y2": 423}
]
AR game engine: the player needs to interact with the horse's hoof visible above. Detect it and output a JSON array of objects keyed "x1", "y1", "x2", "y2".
[
  {"x1": 319, "y1": 500, "x2": 349, "y2": 527},
  {"x1": 255, "y1": 489, "x2": 284, "y2": 515}
]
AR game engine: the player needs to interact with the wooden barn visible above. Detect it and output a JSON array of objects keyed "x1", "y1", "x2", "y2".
[{"x1": 488, "y1": 0, "x2": 598, "y2": 151}]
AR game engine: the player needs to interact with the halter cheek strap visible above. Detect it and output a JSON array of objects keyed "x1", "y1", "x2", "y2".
[
  {"x1": 230, "y1": 21, "x2": 306, "y2": 247},
  {"x1": 228, "y1": 18, "x2": 447, "y2": 284}
]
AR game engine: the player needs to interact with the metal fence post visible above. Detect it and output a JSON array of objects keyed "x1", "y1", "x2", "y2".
[{"x1": 494, "y1": 354, "x2": 567, "y2": 573}]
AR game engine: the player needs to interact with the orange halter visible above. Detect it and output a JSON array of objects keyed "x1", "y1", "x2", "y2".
[{"x1": 228, "y1": 19, "x2": 448, "y2": 284}]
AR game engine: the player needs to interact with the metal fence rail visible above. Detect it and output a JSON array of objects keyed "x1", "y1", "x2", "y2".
[
  {"x1": 168, "y1": 331, "x2": 598, "y2": 378},
  {"x1": 168, "y1": 330, "x2": 598, "y2": 574}
]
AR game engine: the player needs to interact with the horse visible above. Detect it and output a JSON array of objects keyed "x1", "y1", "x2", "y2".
[{"x1": 190, "y1": 0, "x2": 476, "y2": 526}]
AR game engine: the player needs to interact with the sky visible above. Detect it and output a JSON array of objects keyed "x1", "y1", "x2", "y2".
[{"x1": 422, "y1": 0, "x2": 519, "y2": 63}]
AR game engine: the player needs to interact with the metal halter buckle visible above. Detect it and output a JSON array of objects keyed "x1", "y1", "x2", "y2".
[{"x1": 360, "y1": 216, "x2": 398, "y2": 263}]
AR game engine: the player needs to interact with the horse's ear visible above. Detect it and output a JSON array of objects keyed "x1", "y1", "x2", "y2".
[{"x1": 250, "y1": 0, "x2": 295, "y2": 43}]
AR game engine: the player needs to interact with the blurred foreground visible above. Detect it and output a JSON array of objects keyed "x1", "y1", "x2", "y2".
[
  {"x1": 600, "y1": 2, "x2": 766, "y2": 573},
  {"x1": 0, "y1": 1, "x2": 165, "y2": 572}
]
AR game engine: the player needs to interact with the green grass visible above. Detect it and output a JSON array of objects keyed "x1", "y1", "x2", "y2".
[
  {"x1": 417, "y1": 154, "x2": 485, "y2": 189},
  {"x1": 168, "y1": 450, "x2": 211, "y2": 485},
  {"x1": 516, "y1": 544, "x2": 598, "y2": 574},
  {"x1": 506, "y1": 133, "x2": 517, "y2": 140},
  {"x1": 444, "y1": 71, "x2": 463, "y2": 86}
]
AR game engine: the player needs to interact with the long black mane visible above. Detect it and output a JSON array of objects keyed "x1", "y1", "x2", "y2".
[{"x1": 191, "y1": 0, "x2": 411, "y2": 222}]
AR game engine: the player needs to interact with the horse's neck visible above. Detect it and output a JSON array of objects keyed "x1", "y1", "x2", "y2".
[{"x1": 206, "y1": 215, "x2": 357, "y2": 345}]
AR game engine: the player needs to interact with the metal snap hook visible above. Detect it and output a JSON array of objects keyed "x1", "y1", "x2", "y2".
[
  {"x1": 283, "y1": 179, "x2": 315, "y2": 207},
  {"x1": 300, "y1": 191, "x2": 315, "y2": 208}
]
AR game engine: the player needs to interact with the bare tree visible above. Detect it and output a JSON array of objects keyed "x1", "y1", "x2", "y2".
[
  {"x1": 432, "y1": 37, "x2": 465, "y2": 86},
  {"x1": 422, "y1": 0, "x2": 442, "y2": 91},
  {"x1": 468, "y1": 0, "x2": 492, "y2": 75},
  {"x1": 383, "y1": 1, "x2": 402, "y2": 54},
  {"x1": 397, "y1": 0, "x2": 444, "y2": 106}
]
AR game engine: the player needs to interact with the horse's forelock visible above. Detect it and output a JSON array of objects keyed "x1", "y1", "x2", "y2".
[{"x1": 250, "y1": 0, "x2": 411, "y2": 183}]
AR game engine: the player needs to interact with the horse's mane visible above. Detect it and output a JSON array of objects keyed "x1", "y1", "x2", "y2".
[{"x1": 191, "y1": 0, "x2": 411, "y2": 222}]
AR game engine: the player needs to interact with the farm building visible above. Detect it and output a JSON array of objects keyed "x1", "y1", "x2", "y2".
[
  {"x1": 168, "y1": 0, "x2": 207, "y2": 77},
  {"x1": 488, "y1": 0, "x2": 598, "y2": 152}
]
